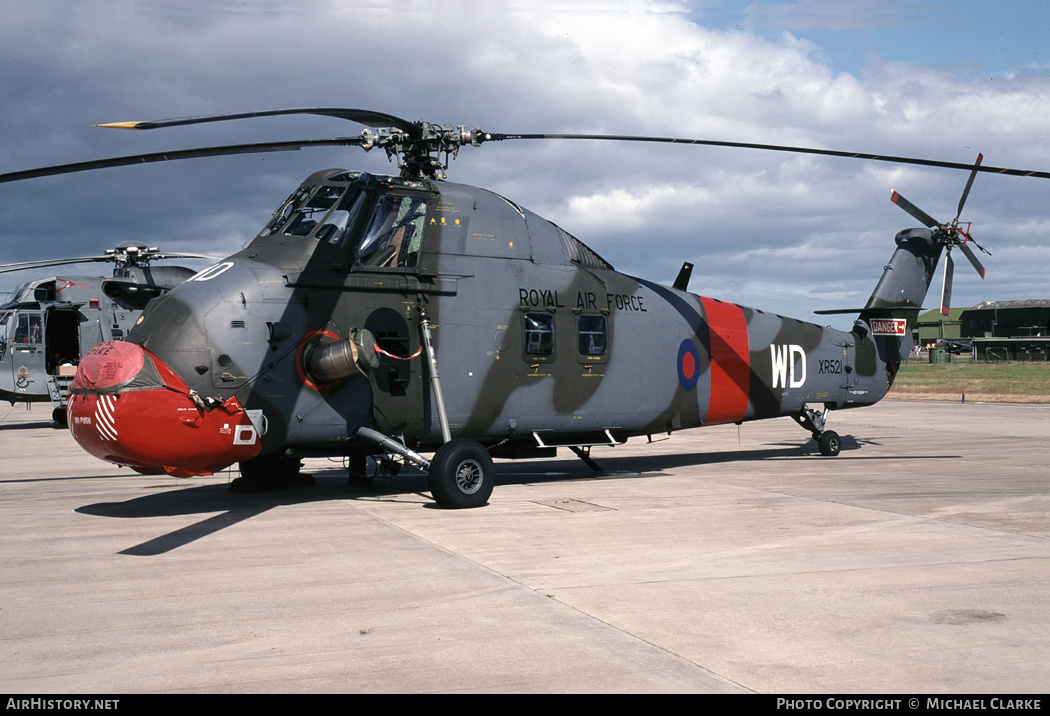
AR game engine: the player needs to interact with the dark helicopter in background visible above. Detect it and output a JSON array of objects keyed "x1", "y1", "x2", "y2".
[
  {"x1": 0, "y1": 241, "x2": 214, "y2": 424},
  {"x1": 1, "y1": 108, "x2": 1046, "y2": 507}
]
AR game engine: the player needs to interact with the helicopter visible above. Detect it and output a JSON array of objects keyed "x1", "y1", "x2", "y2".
[
  {"x1": 0, "y1": 241, "x2": 214, "y2": 425},
  {"x1": 2, "y1": 108, "x2": 1047, "y2": 508}
]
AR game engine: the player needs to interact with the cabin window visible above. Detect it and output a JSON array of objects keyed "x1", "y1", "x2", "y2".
[
  {"x1": 577, "y1": 315, "x2": 607, "y2": 356},
  {"x1": 523, "y1": 314, "x2": 555, "y2": 356},
  {"x1": 355, "y1": 195, "x2": 428, "y2": 268}
]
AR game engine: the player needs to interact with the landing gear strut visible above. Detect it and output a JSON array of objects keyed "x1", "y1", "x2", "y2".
[
  {"x1": 353, "y1": 427, "x2": 494, "y2": 509},
  {"x1": 792, "y1": 404, "x2": 841, "y2": 457}
]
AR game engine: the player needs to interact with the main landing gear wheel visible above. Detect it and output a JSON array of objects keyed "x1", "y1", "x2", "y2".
[
  {"x1": 793, "y1": 404, "x2": 841, "y2": 457},
  {"x1": 231, "y1": 454, "x2": 314, "y2": 492},
  {"x1": 428, "y1": 438, "x2": 494, "y2": 509},
  {"x1": 817, "y1": 430, "x2": 841, "y2": 457}
]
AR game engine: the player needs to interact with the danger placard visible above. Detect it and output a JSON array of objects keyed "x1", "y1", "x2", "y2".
[{"x1": 870, "y1": 318, "x2": 907, "y2": 336}]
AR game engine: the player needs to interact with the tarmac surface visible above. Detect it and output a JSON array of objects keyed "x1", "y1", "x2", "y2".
[{"x1": 1, "y1": 399, "x2": 1048, "y2": 694}]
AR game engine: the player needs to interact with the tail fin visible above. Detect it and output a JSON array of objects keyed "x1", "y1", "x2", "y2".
[
  {"x1": 859, "y1": 228, "x2": 943, "y2": 377},
  {"x1": 817, "y1": 228, "x2": 943, "y2": 382}
]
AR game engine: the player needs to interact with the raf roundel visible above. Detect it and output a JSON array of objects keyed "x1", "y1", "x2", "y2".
[{"x1": 677, "y1": 339, "x2": 701, "y2": 392}]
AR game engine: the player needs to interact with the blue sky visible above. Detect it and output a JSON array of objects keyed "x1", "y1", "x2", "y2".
[
  {"x1": 1, "y1": 0, "x2": 1048, "y2": 326},
  {"x1": 708, "y1": 0, "x2": 1047, "y2": 78}
]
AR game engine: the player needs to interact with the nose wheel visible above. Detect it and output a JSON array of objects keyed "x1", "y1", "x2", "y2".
[{"x1": 793, "y1": 404, "x2": 841, "y2": 457}]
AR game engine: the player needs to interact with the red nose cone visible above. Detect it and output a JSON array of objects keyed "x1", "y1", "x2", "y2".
[{"x1": 68, "y1": 342, "x2": 262, "y2": 476}]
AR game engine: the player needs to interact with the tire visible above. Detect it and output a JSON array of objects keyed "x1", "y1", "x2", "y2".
[
  {"x1": 817, "y1": 430, "x2": 841, "y2": 457},
  {"x1": 428, "y1": 438, "x2": 494, "y2": 509},
  {"x1": 52, "y1": 407, "x2": 68, "y2": 428}
]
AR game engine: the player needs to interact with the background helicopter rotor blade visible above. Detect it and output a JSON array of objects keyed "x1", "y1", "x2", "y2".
[
  {"x1": 940, "y1": 251, "x2": 955, "y2": 316},
  {"x1": 0, "y1": 256, "x2": 112, "y2": 274},
  {"x1": 890, "y1": 190, "x2": 940, "y2": 228},
  {"x1": 0, "y1": 137, "x2": 365, "y2": 184},
  {"x1": 0, "y1": 248, "x2": 220, "y2": 274}
]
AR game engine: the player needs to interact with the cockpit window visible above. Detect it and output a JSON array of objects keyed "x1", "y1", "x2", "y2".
[
  {"x1": 257, "y1": 175, "x2": 429, "y2": 269},
  {"x1": 260, "y1": 184, "x2": 315, "y2": 237},
  {"x1": 285, "y1": 184, "x2": 343, "y2": 237},
  {"x1": 355, "y1": 195, "x2": 428, "y2": 268},
  {"x1": 259, "y1": 178, "x2": 370, "y2": 248},
  {"x1": 314, "y1": 189, "x2": 367, "y2": 247}
]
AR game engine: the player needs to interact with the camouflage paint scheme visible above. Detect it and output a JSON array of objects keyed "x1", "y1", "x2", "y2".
[{"x1": 67, "y1": 169, "x2": 940, "y2": 478}]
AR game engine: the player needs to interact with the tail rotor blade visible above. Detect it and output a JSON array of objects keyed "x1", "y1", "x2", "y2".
[
  {"x1": 955, "y1": 153, "x2": 983, "y2": 222},
  {"x1": 940, "y1": 251, "x2": 955, "y2": 316},
  {"x1": 891, "y1": 190, "x2": 940, "y2": 228},
  {"x1": 958, "y1": 239, "x2": 986, "y2": 278}
]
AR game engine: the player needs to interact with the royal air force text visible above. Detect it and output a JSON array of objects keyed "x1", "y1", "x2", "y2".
[{"x1": 518, "y1": 289, "x2": 646, "y2": 313}]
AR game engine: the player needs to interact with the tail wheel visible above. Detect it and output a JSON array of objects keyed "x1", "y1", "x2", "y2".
[
  {"x1": 817, "y1": 430, "x2": 841, "y2": 457},
  {"x1": 428, "y1": 438, "x2": 494, "y2": 509}
]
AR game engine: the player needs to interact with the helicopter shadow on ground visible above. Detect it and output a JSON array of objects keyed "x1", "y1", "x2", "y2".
[
  {"x1": 486, "y1": 433, "x2": 956, "y2": 487},
  {"x1": 77, "y1": 433, "x2": 957, "y2": 556},
  {"x1": 74, "y1": 476, "x2": 398, "y2": 557},
  {"x1": 1, "y1": 420, "x2": 57, "y2": 430}
]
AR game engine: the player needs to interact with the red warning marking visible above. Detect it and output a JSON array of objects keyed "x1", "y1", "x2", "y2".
[{"x1": 699, "y1": 296, "x2": 750, "y2": 425}]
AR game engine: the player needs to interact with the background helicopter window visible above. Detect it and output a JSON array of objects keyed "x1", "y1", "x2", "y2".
[
  {"x1": 14, "y1": 314, "x2": 42, "y2": 345},
  {"x1": 356, "y1": 195, "x2": 428, "y2": 268},
  {"x1": 577, "y1": 315, "x2": 607, "y2": 356},
  {"x1": 524, "y1": 313, "x2": 555, "y2": 356}
]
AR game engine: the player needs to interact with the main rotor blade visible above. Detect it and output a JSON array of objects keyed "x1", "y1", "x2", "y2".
[
  {"x1": 891, "y1": 190, "x2": 940, "y2": 228},
  {"x1": 484, "y1": 132, "x2": 1050, "y2": 179},
  {"x1": 97, "y1": 108, "x2": 420, "y2": 137},
  {"x1": 940, "y1": 251, "x2": 955, "y2": 316},
  {"x1": 0, "y1": 137, "x2": 364, "y2": 184},
  {"x1": 149, "y1": 252, "x2": 220, "y2": 261},
  {"x1": 955, "y1": 153, "x2": 983, "y2": 222},
  {"x1": 958, "y1": 239, "x2": 986, "y2": 279}
]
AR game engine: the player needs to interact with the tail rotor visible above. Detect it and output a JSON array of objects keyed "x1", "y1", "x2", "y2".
[{"x1": 891, "y1": 154, "x2": 990, "y2": 315}]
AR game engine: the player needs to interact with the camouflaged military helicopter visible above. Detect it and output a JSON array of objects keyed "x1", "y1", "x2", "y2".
[
  {"x1": 2, "y1": 108, "x2": 1047, "y2": 508},
  {"x1": 0, "y1": 242, "x2": 213, "y2": 424}
]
